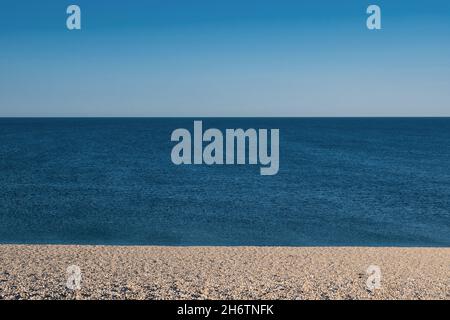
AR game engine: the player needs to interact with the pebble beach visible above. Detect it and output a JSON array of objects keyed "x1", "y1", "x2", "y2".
[{"x1": 0, "y1": 245, "x2": 448, "y2": 300}]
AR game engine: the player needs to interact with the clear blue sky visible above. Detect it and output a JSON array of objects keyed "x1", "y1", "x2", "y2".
[{"x1": 1, "y1": 0, "x2": 449, "y2": 116}]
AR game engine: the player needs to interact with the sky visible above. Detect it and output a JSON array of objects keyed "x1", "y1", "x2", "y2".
[{"x1": 0, "y1": 0, "x2": 449, "y2": 117}]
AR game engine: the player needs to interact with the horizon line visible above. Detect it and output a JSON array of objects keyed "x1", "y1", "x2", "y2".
[{"x1": 1, "y1": 116, "x2": 450, "y2": 119}]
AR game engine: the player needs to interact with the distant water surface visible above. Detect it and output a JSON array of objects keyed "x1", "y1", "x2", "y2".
[{"x1": 0, "y1": 118, "x2": 449, "y2": 246}]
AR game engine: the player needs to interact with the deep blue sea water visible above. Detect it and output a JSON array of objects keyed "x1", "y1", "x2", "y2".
[{"x1": 0, "y1": 118, "x2": 449, "y2": 246}]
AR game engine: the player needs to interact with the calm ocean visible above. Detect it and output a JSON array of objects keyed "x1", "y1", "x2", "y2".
[{"x1": 0, "y1": 118, "x2": 449, "y2": 246}]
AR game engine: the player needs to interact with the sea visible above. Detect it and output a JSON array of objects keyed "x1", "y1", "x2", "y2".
[{"x1": 0, "y1": 118, "x2": 449, "y2": 246}]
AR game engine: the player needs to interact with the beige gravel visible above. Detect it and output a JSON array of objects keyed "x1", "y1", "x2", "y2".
[{"x1": 0, "y1": 245, "x2": 448, "y2": 300}]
